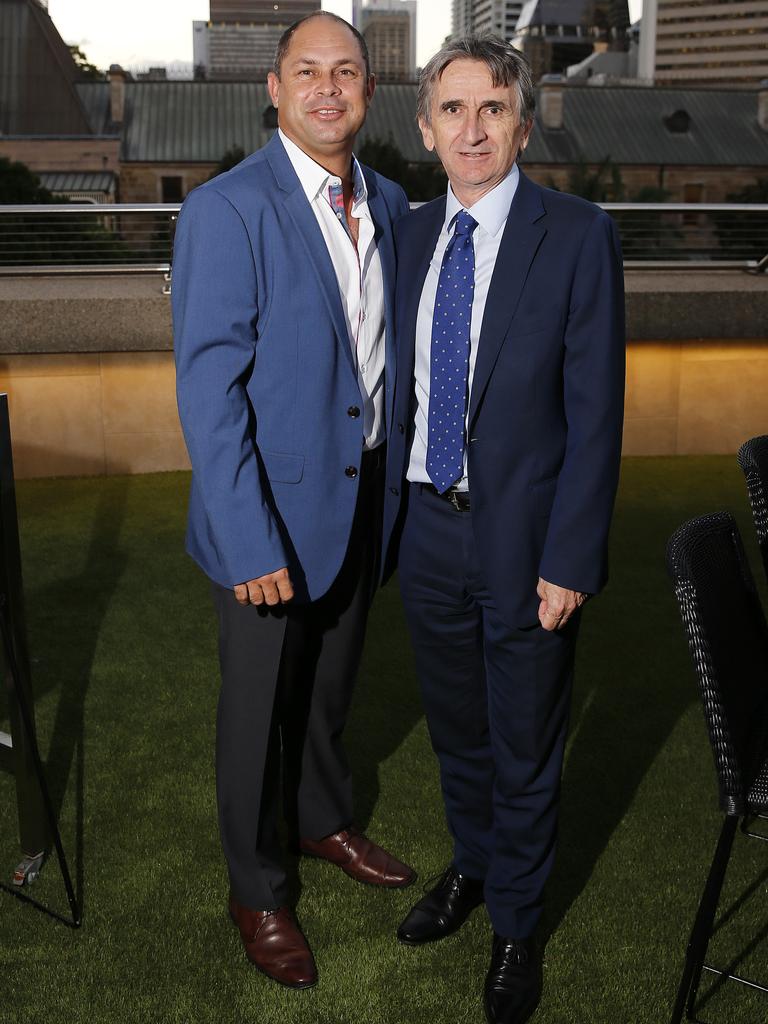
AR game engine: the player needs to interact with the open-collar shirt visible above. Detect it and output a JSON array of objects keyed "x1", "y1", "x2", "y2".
[{"x1": 279, "y1": 129, "x2": 386, "y2": 451}]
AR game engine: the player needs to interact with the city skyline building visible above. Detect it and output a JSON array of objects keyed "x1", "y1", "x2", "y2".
[
  {"x1": 513, "y1": 0, "x2": 631, "y2": 79},
  {"x1": 648, "y1": 0, "x2": 768, "y2": 85},
  {"x1": 353, "y1": 0, "x2": 417, "y2": 79},
  {"x1": 473, "y1": 0, "x2": 525, "y2": 39},
  {"x1": 450, "y1": 0, "x2": 474, "y2": 38},
  {"x1": 209, "y1": 1, "x2": 317, "y2": 22},
  {"x1": 449, "y1": 0, "x2": 525, "y2": 40},
  {"x1": 193, "y1": 0, "x2": 320, "y2": 79}
]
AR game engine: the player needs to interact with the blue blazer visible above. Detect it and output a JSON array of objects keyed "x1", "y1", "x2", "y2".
[
  {"x1": 173, "y1": 133, "x2": 409, "y2": 602},
  {"x1": 383, "y1": 171, "x2": 626, "y2": 627}
]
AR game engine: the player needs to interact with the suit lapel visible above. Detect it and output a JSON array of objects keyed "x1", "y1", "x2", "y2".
[
  {"x1": 468, "y1": 172, "x2": 547, "y2": 426},
  {"x1": 396, "y1": 198, "x2": 445, "y2": 413},
  {"x1": 364, "y1": 173, "x2": 398, "y2": 430},
  {"x1": 265, "y1": 135, "x2": 355, "y2": 374}
]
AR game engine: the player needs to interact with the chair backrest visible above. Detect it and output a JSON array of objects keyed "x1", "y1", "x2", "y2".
[
  {"x1": 666, "y1": 511, "x2": 768, "y2": 815},
  {"x1": 737, "y1": 435, "x2": 768, "y2": 584}
]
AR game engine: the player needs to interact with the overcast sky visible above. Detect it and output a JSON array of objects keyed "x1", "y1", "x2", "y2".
[{"x1": 47, "y1": 0, "x2": 642, "y2": 74}]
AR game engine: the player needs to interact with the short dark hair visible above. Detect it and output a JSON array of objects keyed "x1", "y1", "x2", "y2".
[
  {"x1": 417, "y1": 35, "x2": 535, "y2": 128},
  {"x1": 273, "y1": 12, "x2": 371, "y2": 81}
]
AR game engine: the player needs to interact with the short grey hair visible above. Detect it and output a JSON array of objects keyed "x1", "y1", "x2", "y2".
[{"x1": 417, "y1": 35, "x2": 535, "y2": 128}]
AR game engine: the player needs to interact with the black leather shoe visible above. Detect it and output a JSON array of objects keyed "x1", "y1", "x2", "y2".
[
  {"x1": 483, "y1": 934, "x2": 542, "y2": 1024},
  {"x1": 397, "y1": 864, "x2": 484, "y2": 945}
]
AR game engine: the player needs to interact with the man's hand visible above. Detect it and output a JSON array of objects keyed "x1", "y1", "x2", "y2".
[
  {"x1": 234, "y1": 568, "x2": 294, "y2": 607},
  {"x1": 537, "y1": 577, "x2": 587, "y2": 631}
]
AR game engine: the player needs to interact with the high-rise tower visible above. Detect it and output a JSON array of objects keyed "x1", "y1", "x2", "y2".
[
  {"x1": 194, "y1": 1, "x2": 321, "y2": 80},
  {"x1": 356, "y1": 0, "x2": 418, "y2": 80},
  {"x1": 652, "y1": 0, "x2": 768, "y2": 85}
]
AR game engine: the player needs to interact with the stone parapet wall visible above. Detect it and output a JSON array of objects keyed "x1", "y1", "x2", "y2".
[{"x1": 0, "y1": 271, "x2": 765, "y2": 477}]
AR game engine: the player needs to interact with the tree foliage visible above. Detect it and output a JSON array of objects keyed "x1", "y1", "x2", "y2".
[
  {"x1": 0, "y1": 158, "x2": 130, "y2": 266},
  {"x1": 68, "y1": 44, "x2": 105, "y2": 81},
  {"x1": 358, "y1": 135, "x2": 446, "y2": 203},
  {"x1": 209, "y1": 146, "x2": 247, "y2": 179},
  {"x1": 0, "y1": 156, "x2": 64, "y2": 204}
]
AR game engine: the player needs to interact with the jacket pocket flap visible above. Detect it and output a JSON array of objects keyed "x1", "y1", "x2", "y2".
[{"x1": 261, "y1": 451, "x2": 304, "y2": 483}]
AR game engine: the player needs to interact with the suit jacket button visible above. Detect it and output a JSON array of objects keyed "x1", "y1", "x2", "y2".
[
  {"x1": 347, "y1": 406, "x2": 361, "y2": 418},
  {"x1": 345, "y1": 466, "x2": 358, "y2": 478},
  {"x1": 389, "y1": 486, "x2": 399, "y2": 496},
  {"x1": 397, "y1": 423, "x2": 404, "y2": 434}
]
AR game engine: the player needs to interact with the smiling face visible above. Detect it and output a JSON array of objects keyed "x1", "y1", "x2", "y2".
[
  {"x1": 267, "y1": 16, "x2": 375, "y2": 174},
  {"x1": 419, "y1": 58, "x2": 532, "y2": 208}
]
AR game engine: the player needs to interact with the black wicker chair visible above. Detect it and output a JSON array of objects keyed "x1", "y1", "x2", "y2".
[
  {"x1": 666, "y1": 511, "x2": 768, "y2": 1024},
  {"x1": 737, "y1": 435, "x2": 768, "y2": 585}
]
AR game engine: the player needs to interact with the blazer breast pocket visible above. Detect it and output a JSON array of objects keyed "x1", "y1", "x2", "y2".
[{"x1": 260, "y1": 450, "x2": 304, "y2": 484}]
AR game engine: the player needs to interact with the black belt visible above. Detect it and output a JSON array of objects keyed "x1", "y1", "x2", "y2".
[{"x1": 422, "y1": 482, "x2": 471, "y2": 512}]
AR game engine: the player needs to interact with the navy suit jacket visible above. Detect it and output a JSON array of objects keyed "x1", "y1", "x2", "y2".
[
  {"x1": 173, "y1": 133, "x2": 409, "y2": 602},
  {"x1": 383, "y1": 171, "x2": 626, "y2": 627}
]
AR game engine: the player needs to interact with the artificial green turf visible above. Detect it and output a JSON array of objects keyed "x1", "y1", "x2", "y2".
[{"x1": 1, "y1": 457, "x2": 767, "y2": 1023}]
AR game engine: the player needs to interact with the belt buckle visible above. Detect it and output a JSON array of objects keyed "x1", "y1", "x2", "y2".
[{"x1": 448, "y1": 488, "x2": 461, "y2": 511}]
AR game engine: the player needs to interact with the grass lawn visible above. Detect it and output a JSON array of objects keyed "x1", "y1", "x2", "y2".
[{"x1": 1, "y1": 456, "x2": 767, "y2": 1024}]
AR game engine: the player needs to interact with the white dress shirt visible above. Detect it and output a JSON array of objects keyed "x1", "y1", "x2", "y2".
[
  {"x1": 407, "y1": 164, "x2": 521, "y2": 489},
  {"x1": 279, "y1": 130, "x2": 386, "y2": 451}
]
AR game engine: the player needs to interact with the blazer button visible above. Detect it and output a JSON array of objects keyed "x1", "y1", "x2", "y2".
[
  {"x1": 397, "y1": 423, "x2": 405, "y2": 434},
  {"x1": 389, "y1": 486, "x2": 399, "y2": 496},
  {"x1": 347, "y1": 406, "x2": 361, "y2": 418},
  {"x1": 345, "y1": 466, "x2": 358, "y2": 478}
]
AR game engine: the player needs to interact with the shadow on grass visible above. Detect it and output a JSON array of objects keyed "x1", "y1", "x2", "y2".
[
  {"x1": 28, "y1": 478, "x2": 130, "y2": 916},
  {"x1": 542, "y1": 493, "x2": 699, "y2": 944},
  {"x1": 346, "y1": 581, "x2": 424, "y2": 834}
]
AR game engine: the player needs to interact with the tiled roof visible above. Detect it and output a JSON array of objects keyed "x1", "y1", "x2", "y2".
[
  {"x1": 39, "y1": 171, "x2": 116, "y2": 193},
  {"x1": 75, "y1": 80, "x2": 768, "y2": 168},
  {"x1": 0, "y1": 0, "x2": 93, "y2": 134}
]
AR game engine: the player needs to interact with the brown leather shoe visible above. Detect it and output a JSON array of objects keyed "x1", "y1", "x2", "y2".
[
  {"x1": 228, "y1": 897, "x2": 317, "y2": 989},
  {"x1": 299, "y1": 827, "x2": 416, "y2": 888}
]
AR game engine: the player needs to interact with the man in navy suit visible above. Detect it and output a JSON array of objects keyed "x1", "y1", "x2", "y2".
[
  {"x1": 383, "y1": 37, "x2": 625, "y2": 1024},
  {"x1": 173, "y1": 13, "x2": 414, "y2": 989}
]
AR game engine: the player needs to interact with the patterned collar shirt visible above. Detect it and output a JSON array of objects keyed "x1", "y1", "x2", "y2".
[
  {"x1": 279, "y1": 129, "x2": 386, "y2": 451},
  {"x1": 407, "y1": 163, "x2": 520, "y2": 490}
]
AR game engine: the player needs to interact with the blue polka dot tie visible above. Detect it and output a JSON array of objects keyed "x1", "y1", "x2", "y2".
[{"x1": 426, "y1": 209, "x2": 478, "y2": 494}]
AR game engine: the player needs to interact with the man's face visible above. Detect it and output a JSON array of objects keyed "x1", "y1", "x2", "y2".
[
  {"x1": 419, "y1": 59, "x2": 532, "y2": 207},
  {"x1": 267, "y1": 18, "x2": 374, "y2": 166}
]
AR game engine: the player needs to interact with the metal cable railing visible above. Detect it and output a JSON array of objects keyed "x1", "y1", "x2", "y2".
[
  {"x1": 0, "y1": 204, "x2": 179, "y2": 275},
  {"x1": 0, "y1": 202, "x2": 766, "y2": 274},
  {"x1": 602, "y1": 203, "x2": 768, "y2": 269}
]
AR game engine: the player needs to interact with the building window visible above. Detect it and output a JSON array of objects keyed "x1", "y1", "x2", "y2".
[{"x1": 161, "y1": 176, "x2": 184, "y2": 203}]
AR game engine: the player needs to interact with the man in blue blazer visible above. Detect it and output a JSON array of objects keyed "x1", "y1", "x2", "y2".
[
  {"x1": 383, "y1": 38, "x2": 625, "y2": 1024},
  {"x1": 173, "y1": 13, "x2": 413, "y2": 989}
]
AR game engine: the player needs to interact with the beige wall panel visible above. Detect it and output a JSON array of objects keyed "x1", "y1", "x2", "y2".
[
  {"x1": 0, "y1": 354, "x2": 100, "y2": 378},
  {"x1": 0, "y1": 375, "x2": 105, "y2": 478},
  {"x1": 622, "y1": 416, "x2": 679, "y2": 456},
  {"x1": 625, "y1": 342, "x2": 681, "y2": 419},
  {"x1": 677, "y1": 348, "x2": 768, "y2": 454},
  {"x1": 100, "y1": 352, "x2": 181, "y2": 435},
  {"x1": 104, "y1": 431, "x2": 191, "y2": 475}
]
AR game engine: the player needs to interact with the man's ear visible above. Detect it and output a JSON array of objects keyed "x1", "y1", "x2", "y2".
[
  {"x1": 418, "y1": 117, "x2": 435, "y2": 153},
  {"x1": 366, "y1": 74, "x2": 376, "y2": 103},
  {"x1": 519, "y1": 118, "x2": 533, "y2": 152},
  {"x1": 267, "y1": 71, "x2": 279, "y2": 108}
]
